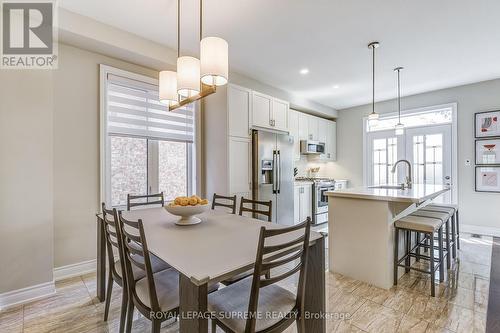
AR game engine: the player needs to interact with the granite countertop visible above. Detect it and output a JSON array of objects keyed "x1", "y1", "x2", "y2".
[{"x1": 326, "y1": 184, "x2": 449, "y2": 203}]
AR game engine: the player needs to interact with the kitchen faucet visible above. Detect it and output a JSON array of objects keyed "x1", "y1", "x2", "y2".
[{"x1": 391, "y1": 159, "x2": 412, "y2": 189}]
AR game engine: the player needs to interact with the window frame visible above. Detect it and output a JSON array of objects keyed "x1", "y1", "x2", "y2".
[{"x1": 100, "y1": 65, "x2": 197, "y2": 208}]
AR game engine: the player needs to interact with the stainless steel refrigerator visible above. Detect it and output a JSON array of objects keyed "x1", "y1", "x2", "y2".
[{"x1": 252, "y1": 129, "x2": 294, "y2": 225}]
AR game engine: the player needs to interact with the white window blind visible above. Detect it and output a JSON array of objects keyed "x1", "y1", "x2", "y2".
[{"x1": 106, "y1": 74, "x2": 194, "y2": 143}]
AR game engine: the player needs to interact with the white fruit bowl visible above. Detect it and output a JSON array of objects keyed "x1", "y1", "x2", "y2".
[{"x1": 164, "y1": 203, "x2": 210, "y2": 225}]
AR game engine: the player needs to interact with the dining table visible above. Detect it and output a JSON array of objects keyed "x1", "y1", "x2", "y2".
[{"x1": 95, "y1": 207, "x2": 326, "y2": 333}]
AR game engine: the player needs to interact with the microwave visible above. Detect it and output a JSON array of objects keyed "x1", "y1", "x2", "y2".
[{"x1": 300, "y1": 140, "x2": 326, "y2": 155}]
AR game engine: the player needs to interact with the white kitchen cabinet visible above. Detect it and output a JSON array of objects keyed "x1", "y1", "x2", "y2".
[
  {"x1": 272, "y1": 98, "x2": 289, "y2": 132},
  {"x1": 298, "y1": 112, "x2": 309, "y2": 141},
  {"x1": 307, "y1": 115, "x2": 319, "y2": 141},
  {"x1": 251, "y1": 91, "x2": 289, "y2": 132},
  {"x1": 326, "y1": 121, "x2": 337, "y2": 161},
  {"x1": 228, "y1": 85, "x2": 251, "y2": 138},
  {"x1": 318, "y1": 118, "x2": 328, "y2": 144},
  {"x1": 294, "y1": 183, "x2": 312, "y2": 224},
  {"x1": 288, "y1": 110, "x2": 301, "y2": 160},
  {"x1": 229, "y1": 137, "x2": 251, "y2": 195},
  {"x1": 251, "y1": 91, "x2": 272, "y2": 129}
]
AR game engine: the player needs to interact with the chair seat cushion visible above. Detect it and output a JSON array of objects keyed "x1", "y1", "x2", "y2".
[
  {"x1": 426, "y1": 204, "x2": 457, "y2": 214},
  {"x1": 208, "y1": 277, "x2": 296, "y2": 332},
  {"x1": 411, "y1": 210, "x2": 451, "y2": 222},
  {"x1": 135, "y1": 268, "x2": 180, "y2": 311},
  {"x1": 395, "y1": 215, "x2": 443, "y2": 233},
  {"x1": 115, "y1": 253, "x2": 170, "y2": 281}
]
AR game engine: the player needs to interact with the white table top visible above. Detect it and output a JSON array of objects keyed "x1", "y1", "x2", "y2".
[
  {"x1": 326, "y1": 184, "x2": 449, "y2": 203},
  {"x1": 121, "y1": 208, "x2": 322, "y2": 286}
]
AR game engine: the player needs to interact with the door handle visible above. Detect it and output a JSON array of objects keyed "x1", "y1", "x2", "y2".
[
  {"x1": 272, "y1": 150, "x2": 277, "y2": 194},
  {"x1": 277, "y1": 150, "x2": 281, "y2": 193}
]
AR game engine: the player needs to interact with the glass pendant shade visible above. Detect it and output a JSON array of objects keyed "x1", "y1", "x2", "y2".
[
  {"x1": 200, "y1": 37, "x2": 228, "y2": 86},
  {"x1": 159, "y1": 70, "x2": 178, "y2": 105},
  {"x1": 368, "y1": 112, "x2": 379, "y2": 126},
  {"x1": 395, "y1": 123, "x2": 405, "y2": 135},
  {"x1": 177, "y1": 56, "x2": 200, "y2": 97}
]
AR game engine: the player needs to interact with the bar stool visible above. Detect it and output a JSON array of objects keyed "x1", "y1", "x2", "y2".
[
  {"x1": 394, "y1": 215, "x2": 446, "y2": 297},
  {"x1": 424, "y1": 204, "x2": 460, "y2": 254},
  {"x1": 410, "y1": 210, "x2": 452, "y2": 269}
]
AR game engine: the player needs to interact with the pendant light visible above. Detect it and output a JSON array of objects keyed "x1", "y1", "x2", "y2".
[
  {"x1": 368, "y1": 42, "x2": 380, "y2": 126},
  {"x1": 158, "y1": 0, "x2": 229, "y2": 111},
  {"x1": 394, "y1": 67, "x2": 405, "y2": 136}
]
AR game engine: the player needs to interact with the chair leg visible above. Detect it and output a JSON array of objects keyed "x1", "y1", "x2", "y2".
[
  {"x1": 445, "y1": 219, "x2": 451, "y2": 269},
  {"x1": 451, "y1": 214, "x2": 457, "y2": 259},
  {"x1": 416, "y1": 232, "x2": 421, "y2": 262},
  {"x1": 212, "y1": 318, "x2": 217, "y2": 333},
  {"x1": 438, "y1": 227, "x2": 444, "y2": 282},
  {"x1": 119, "y1": 287, "x2": 128, "y2": 333},
  {"x1": 152, "y1": 320, "x2": 161, "y2": 333},
  {"x1": 296, "y1": 316, "x2": 306, "y2": 333},
  {"x1": 456, "y1": 211, "x2": 460, "y2": 249},
  {"x1": 429, "y1": 232, "x2": 436, "y2": 297},
  {"x1": 405, "y1": 230, "x2": 411, "y2": 273},
  {"x1": 104, "y1": 270, "x2": 113, "y2": 321},
  {"x1": 394, "y1": 227, "x2": 399, "y2": 285},
  {"x1": 125, "y1": 297, "x2": 134, "y2": 333}
]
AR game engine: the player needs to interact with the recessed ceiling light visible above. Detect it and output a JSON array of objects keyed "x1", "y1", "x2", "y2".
[
  {"x1": 332, "y1": 85, "x2": 340, "y2": 89},
  {"x1": 299, "y1": 68, "x2": 309, "y2": 75}
]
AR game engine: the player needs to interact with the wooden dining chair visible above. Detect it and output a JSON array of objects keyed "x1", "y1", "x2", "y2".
[
  {"x1": 102, "y1": 203, "x2": 170, "y2": 333},
  {"x1": 212, "y1": 193, "x2": 237, "y2": 214},
  {"x1": 127, "y1": 192, "x2": 164, "y2": 211},
  {"x1": 239, "y1": 197, "x2": 273, "y2": 222},
  {"x1": 118, "y1": 212, "x2": 180, "y2": 333},
  {"x1": 209, "y1": 217, "x2": 312, "y2": 333}
]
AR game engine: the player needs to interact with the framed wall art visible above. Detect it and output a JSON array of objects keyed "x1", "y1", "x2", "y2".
[
  {"x1": 475, "y1": 166, "x2": 500, "y2": 193},
  {"x1": 475, "y1": 110, "x2": 500, "y2": 138},
  {"x1": 475, "y1": 138, "x2": 500, "y2": 165}
]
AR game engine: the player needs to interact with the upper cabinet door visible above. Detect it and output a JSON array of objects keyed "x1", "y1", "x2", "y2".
[
  {"x1": 308, "y1": 115, "x2": 319, "y2": 140},
  {"x1": 318, "y1": 118, "x2": 328, "y2": 144},
  {"x1": 272, "y1": 98, "x2": 289, "y2": 132},
  {"x1": 251, "y1": 91, "x2": 272, "y2": 129},
  {"x1": 327, "y1": 120, "x2": 337, "y2": 161},
  {"x1": 298, "y1": 112, "x2": 309, "y2": 140},
  {"x1": 228, "y1": 85, "x2": 251, "y2": 138}
]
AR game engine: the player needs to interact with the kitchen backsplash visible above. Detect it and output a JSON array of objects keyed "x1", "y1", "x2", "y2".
[{"x1": 294, "y1": 155, "x2": 338, "y2": 178}]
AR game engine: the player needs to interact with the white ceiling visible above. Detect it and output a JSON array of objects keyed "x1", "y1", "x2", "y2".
[{"x1": 60, "y1": 0, "x2": 500, "y2": 110}]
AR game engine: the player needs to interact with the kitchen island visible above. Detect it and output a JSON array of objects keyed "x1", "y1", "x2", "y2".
[{"x1": 326, "y1": 184, "x2": 449, "y2": 289}]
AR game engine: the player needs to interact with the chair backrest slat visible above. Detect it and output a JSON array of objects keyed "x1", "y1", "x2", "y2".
[
  {"x1": 239, "y1": 197, "x2": 272, "y2": 222},
  {"x1": 244, "y1": 217, "x2": 312, "y2": 332},
  {"x1": 101, "y1": 203, "x2": 126, "y2": 280},
  {"x1": 127, "y1": 192, "x2": 165, "y2": 211},
  {"x1": 212, "y1": 193, "x2": 237, "y2": 214}
]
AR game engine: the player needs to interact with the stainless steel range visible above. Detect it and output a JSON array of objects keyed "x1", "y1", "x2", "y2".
[{"x1": 295, "y1": 177, "x2": 335, "y2": 225}]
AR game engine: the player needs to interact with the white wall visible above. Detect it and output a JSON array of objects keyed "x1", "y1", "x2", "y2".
[
  {"x1": 0, "y1": 71, "x2": 54, "y2": 293},
  {"x1": 53, "y1": 43, "x2": 158, "y2": 268},
  {"x1": 333, "y1": 78, "x2": 500, "y2": 230}
]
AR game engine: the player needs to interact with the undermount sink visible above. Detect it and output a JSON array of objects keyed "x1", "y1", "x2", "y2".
[{"x1": 369, "y1": 184, "x2": 406, "y2": 190}]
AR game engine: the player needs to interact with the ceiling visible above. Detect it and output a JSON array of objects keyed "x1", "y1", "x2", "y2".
[{"x1": 60, "y1": 0, "x2": 500, "y2": 110}]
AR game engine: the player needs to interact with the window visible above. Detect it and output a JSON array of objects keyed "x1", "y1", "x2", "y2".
[{"x1": 101, "y1": 66, "x2": 196, "y2": 207}]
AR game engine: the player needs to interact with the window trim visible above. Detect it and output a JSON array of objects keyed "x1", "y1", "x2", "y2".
[
  {"x1": 100, "y1": 65, "x2": 198, "y2": 207},
  {"x1": 362, "y1": 102, "x2": 458, "y2": 204}
]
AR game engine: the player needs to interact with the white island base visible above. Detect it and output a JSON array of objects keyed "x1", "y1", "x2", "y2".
[{"x1": 327, "y1": 185, "x2": 449, "y2": 289}]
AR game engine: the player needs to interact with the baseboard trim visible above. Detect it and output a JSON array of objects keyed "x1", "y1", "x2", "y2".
[
  {"x1": 53, "y1": 259, "x2": 96, "y2": 281},
  {"x1": 0, "y1": 280, "x2": 55, "y2": 310},
  {"x1": 461, "y1": 224, "x2": 500, "y2": 237}
]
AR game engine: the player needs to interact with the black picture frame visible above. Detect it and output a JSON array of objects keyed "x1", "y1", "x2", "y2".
[
  {"x1": 475, "y1": 138, "x2": 500, "y2": 165},
  {"x1": 475, "y1": 166, "x2": 500, "y2": 193},
  {"x1": 475, "y1": 110, "x2": 500, "y2": 138}
]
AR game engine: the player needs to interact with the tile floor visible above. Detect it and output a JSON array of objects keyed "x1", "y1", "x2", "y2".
[{"x1": 0, "y1": 233, "x2": 492, "y2": 333}]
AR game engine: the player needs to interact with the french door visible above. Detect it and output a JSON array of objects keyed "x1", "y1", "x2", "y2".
[{"x1": 366, "y1": 124, "x2": 453, "y2": 204}]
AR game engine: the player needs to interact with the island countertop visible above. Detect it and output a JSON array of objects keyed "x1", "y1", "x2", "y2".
[{"x1": 326, "y1": 184, "x2": 449, "y2": 204}]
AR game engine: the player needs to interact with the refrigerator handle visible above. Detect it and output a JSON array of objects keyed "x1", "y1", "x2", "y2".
[
  {"x1": 277, "y1": 150, "x2": 281, "y2": 193},
  {"x1": 272, "y1": 150, "x2": 277, "y2": 194}
]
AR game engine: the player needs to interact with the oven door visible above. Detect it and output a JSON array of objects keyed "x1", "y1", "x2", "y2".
[{"x1": 316, "y1": 186, "x2": 335, "y2": 213}]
